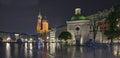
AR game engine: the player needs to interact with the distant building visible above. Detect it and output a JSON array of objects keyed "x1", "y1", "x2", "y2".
[
  {"x1": 0, "y1": 31, "x2": 29, "y2": 42},
  {"x1": 36, "y1": 13, "x2": 49, "y2": 41},
  {"x1": 56, "y1": 7, "x2": 112, "y2": 45},
  {"x1": 36, "y1": 13, "x2": 49, "y2": 34},
  {"x1": 49, "y1": 28, "x2": 56, "y2": 42},
  {"x1": 67, "y1": 8, "x2": 90, "y2": 45},
  {"x1": 55, "y1": 25, "x2": 67, "y2": 39}
]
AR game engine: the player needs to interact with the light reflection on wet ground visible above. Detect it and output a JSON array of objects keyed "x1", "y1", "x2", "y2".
[{"x1": 0, "y1": 43, "x2": 120, "y2": 58}]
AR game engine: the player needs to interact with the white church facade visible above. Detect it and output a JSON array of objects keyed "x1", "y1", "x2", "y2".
[
  {"x1": 55, "y1": 7, "x2": 112, "y2": 45},
  {"x1": 66, "y1": 8, "x2": 105, "y2": 45}
]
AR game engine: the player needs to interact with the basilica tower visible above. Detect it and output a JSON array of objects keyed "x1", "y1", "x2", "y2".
[{"x1": 36, "y1": 13, "x2": 49, "y2": 34}]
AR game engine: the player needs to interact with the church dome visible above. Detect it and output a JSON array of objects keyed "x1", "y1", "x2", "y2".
[
  {"x1": 71, "y1": 14, "x2": 86, "y2": 20},
  {"x1": 71, "y1": 8, "x2": 86, "y2": 21}
]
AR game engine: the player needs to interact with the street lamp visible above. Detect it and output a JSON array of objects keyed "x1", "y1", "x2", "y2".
[{"x1": 93, "y1": 16, "x2": 98, "y2": 42}]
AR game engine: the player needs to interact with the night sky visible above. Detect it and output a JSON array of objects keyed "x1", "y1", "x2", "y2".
[{"x1": 0, "y1": 0, "x2": 120, "y2": 35}]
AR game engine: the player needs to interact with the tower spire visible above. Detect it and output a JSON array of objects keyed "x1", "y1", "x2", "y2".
[
  {"x1": 38, "y1": 12, "x2": 41, "y2": 17},
  {"x1": 44, "y1": 16, "x2": 47, "y2": 20},
  {"x1": 38, "y1": 12, "x2": 42, "y2": 19}
]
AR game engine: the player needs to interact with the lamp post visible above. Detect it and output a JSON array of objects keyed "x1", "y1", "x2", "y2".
[{"x1": 93, "y1": 16, "x2": 98, "y2": 42}]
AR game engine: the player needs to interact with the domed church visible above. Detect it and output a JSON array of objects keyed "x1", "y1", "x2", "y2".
[{"x1": 66, "y1": 8, "x2": 90, "y2": 45}]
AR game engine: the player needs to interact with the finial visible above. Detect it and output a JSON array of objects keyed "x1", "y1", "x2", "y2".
[{"x1": 75, "y1": 8, "x2": 81, "y2": 15}]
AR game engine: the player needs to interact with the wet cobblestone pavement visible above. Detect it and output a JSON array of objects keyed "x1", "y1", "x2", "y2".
[{"x1": 0, "y1": 43, "x2": 120, "y2": 58}]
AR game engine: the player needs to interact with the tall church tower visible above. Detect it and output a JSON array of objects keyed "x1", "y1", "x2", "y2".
[
  {"x1": 36, "y1": 13, "x2": 43, "y2": 34},
  {"x1": 36, "y1": 12, "x2": 49, "y2": 34}
]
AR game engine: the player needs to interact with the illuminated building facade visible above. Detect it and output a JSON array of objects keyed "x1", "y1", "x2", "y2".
[
  {"x1": 49, "y1": 28, "x2": 56, "y2": 42},
  {"x1": 67, "y1": 8, "x2": 90, "y2": 45},
  {"x1": 36, "y1": 13, "x2": 49, "y2": 41},
  {"x1": 56, "y1": 7, "x2": 113, "y2": 45},
  {"x1": 36, "y1": 13, "x2": 49, "y2": 34}
]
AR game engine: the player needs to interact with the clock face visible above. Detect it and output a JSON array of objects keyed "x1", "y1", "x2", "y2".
[{"x1": 76, "y1": 27, "x2": 80, "y2": 31}]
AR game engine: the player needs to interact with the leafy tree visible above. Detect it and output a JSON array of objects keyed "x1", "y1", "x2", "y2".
[
  {"x1": 58, "y1": 31, "x2": 72, "y2": 40},
  {"x1": 0, "y1": 37, "x2": 3, "y2": 42},
  {"x1": 104, "y1": 4, "x2": 120, "y2": 44}
]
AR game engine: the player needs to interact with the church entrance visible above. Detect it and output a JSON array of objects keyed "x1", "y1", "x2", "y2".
[{"x1": 75, "y1": 35, "x2": 81, "y2": 46}]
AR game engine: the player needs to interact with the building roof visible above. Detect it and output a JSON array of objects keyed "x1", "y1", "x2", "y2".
[
  {"x1": 70, "y1": 8, "x2": 86, "y2": 21},
  {"x1": 71, "y1": 14, "x2": 86, "y2": 21}
]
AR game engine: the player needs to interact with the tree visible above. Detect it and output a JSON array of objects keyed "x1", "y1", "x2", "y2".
[
  {"x1": 58, "y1": 31, "x2": 72, "y2": 41},
  {"x1": 0, "y1": 37, "x2": 3, "y2": 42},
  {"x1": 104, "y1": 4, "x2": 120, "y2": 44}
]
